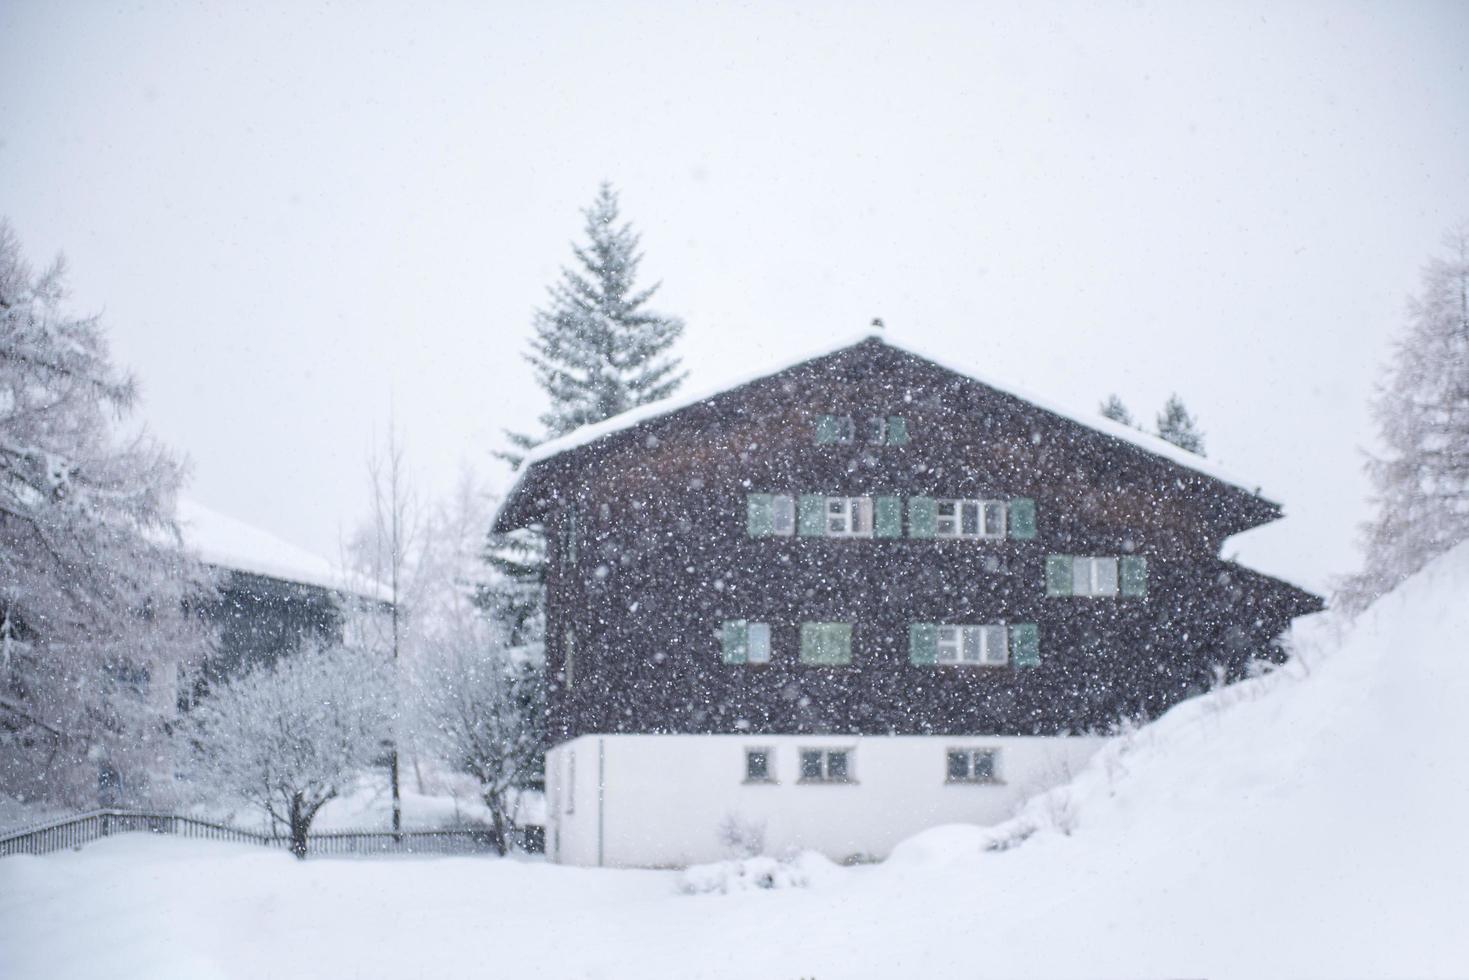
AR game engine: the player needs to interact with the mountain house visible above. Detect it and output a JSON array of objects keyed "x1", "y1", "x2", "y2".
[{"x1": 492, "y1": 331, "x2": 1322, "y2": 867}]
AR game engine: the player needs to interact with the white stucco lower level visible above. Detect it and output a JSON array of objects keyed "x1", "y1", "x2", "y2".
[{"x1": 545, "y1": 733, "x2": 1108, "y2": 867}]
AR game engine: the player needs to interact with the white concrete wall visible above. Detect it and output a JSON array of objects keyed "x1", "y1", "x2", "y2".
[{"x1": 545, "y1": 733, "x2": 1107, "y2": 868}]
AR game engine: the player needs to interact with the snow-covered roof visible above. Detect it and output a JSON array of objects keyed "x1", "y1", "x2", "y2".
[
  {"x1": 507, "y1": 327, "x2": 1273, "y2": 502},
  {"x1": 177, "y1": 498, "x2": 392, "y2": 603}
]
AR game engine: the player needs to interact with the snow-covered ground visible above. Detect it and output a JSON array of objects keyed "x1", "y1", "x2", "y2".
[{"x1": 4, "y1": 544, "x2": 1467, "y2": 978}]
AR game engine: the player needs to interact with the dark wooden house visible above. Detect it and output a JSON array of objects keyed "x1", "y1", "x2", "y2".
[{"x1": 494, "y1": 332, "x2": 1321, "y2": 866}]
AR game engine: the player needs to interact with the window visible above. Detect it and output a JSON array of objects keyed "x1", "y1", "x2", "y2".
[
  {"x1": 934, "y1": 499, "x2": 1006, "y2": 539},
  {"x1": 722, "y1": 620, "x2": 772, "y2": 664},
  {"x1": 1047, "y1": 555, "x2": 1147, "y2": 597},
  {"x1": 946, "y1": 748, "x2": 1000, "y2": 784},
  {"x1": 1072, "y1": 557, "x2": 1119, "y2": 597},
  {"x1": 935, "y1": 625, "x2": 1009, "y2": 665},
  {"x1": 816, "y1": 414, "x2": 908, "y2": 445},
  {"x1": 826, "y1": 496, "x2": 873, "y2": 536},
  {"x1": 747, "y1": 494, "x2": 796, "y2": 536},
  {"x1": 744, "y1": 748, "x2": 774, "y2": 783},
  {"x1": 799, "y1": 622, "x2": 853, "y2": 665},
  {"x1": 799, "y1": 748, "x2": 852, "y2": 783}
]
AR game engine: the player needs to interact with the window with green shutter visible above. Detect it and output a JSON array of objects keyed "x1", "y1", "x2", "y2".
[
  {"x1": 1007, "y1": 498, "x2": 1037, "y2": 539},
  {"x1": 1120, "y1": 556, "x2": 1148, "y2": 596},
  {"x1": 874, "y1": 496, "x2": 902, "y2": 537},
  {"x1": 887, "y1": 416, "x2": 909, "y2": 445},
  {"x1": 800, "y1": 622, "x2": 852, "y2": 665},
  {"x1": 908, "y1": 623, "x2": 938, "y2": 665},
  {"x1": 1045, "y1": 555, "x2": 1073, "y2": 596},
  {"x1": 908, "y1": 496, "x2": 936, "y2": 538},
  {"x1": 1009, "y1": 623, "x2": 1040, "y2": 667}
]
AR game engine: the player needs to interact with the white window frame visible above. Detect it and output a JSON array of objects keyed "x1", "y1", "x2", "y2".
[
  {"x1": 1072, "y1": 557, "x2": 1120, "y2": 597},
  {"x1": 798, "y1": 747, "x2": 855, "y2": 783},
  {"x1": 934, "y1": 498, "x2": 1006, "y2": 539},
  {"x1": 935, "y1": 624, "x2": 1009, "y2": 665},
  {"x1": 825, "y1": 496, "x2": 874, "y2": 537},
  {"x1": 743, "y1": 747, "x2": 776, "y2": 784},
  {"x1": 946, "y1": 747, "x2": 1001, "y2": 784},
  {"x1": 770, "y1": 494, "x2": 795, "y2": 536}
]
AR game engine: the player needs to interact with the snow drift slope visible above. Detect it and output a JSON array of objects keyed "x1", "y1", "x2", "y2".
[{"x1": 882, "y1": 539, "x2": 1469, "y2": 976}]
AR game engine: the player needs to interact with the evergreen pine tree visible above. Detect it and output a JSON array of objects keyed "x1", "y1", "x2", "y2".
[
  {"x1": 1100, "y1": 394, "x2": 1135, "y2": 427},
  {"x1": 1155, "y1": 394, "x2": 1206, "y2": 456},
  {"x1": 482, "y1": 184, "x2": 686, "y2": 644},
  {"x1": 1338, "y1": 226, "x2": 1469, "y2": 612}
]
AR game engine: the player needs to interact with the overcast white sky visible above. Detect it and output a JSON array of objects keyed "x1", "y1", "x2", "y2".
[{"x1": 2, "y1": 0, "x2": 1466, "y2": 593}]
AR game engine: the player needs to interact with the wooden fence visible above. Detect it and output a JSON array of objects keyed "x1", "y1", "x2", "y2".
[{"x1": 0, "y1": 809, "x2": 541, "y2": 859}]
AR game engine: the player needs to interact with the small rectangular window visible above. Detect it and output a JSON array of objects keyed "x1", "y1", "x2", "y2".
[
  {"x1": 933, "y1": 499, "x2": 1006, "y2": 539},
  {"x1": 745, "y1": 748, "x2": 773, "y2": 783},
  {"x1": 946, "y1": 748, "x2": 1000, "y2": 784},
  {"x1": 770, "y1": 495, "x2": 795, "y2": 535},
  {"x1": 800, "y1": 623, "x2": 853, "y2": 665},
  {"x1": 798, "y1": 748, "x2": 853, "y2": 783},
  {"x1": 747, "y1": 623, "x2": 771, "y2": 664},
  {"x1": 866, "y1": 415, "x2": 887, "y2": 445},
  {"x1": 935, "y1": 625, "x2": 1009, "y2": 665},
  {"x1": 825, "y1": 497, "x2": 874, "y2": 537},
  {"x1": 1072, "y1": 557, "x2": 1120, "y2": 597}
]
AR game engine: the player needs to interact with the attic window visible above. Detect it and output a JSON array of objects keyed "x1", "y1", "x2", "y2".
[{"x1": 815, "y1": 415, "x2": 907, "y2": 445}]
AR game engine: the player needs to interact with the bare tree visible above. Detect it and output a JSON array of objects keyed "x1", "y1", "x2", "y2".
[
  {"x1": 414, "y1": 629, "x2": 544, "y2": 855},
  {"x1": 1339, "y1": 225, "x2": 1469, "y2": 611},
  {"x1": 0, "y1": 218, "x2": 214, "y2": 806}
]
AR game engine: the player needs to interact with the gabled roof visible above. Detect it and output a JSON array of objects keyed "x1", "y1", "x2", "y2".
[
  {"x1": 495, "y1": 329, "x2": 1277, "y2": 531},
  {"x1": 178, "y1": 498, "x2": 393, "y2": 603}
]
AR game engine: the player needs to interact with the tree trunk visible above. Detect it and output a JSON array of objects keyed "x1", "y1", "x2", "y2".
[
  {"x1": 484, "y1": 790, "x2": 509, "y2": 856},
  {"x1": 289, "y1": 793, "x2": 309, "y2": 860}
]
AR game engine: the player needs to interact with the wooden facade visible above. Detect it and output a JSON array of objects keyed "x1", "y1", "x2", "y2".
[{"x1": 496, "y1": 337, "x2": 1322, "y2": 745}]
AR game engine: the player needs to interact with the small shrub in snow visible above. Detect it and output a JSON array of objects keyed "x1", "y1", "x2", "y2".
[{"x1": 678, "y1": 851, "x2": 832, "y2": 895}]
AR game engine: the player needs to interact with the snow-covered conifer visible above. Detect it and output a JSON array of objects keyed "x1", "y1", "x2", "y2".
[
  {"x1": 182, "y1": 642, "x2": 392, "y2": 858},
  {"x1": 1339, "y1": 226, "x2": 1469, "y2": 612},
  {"x1": 0, "y1": 219, "x2": 212, "y2": 805},
  {"x1": 1100, "y1": 394, "x2": 1135, "y2": 427},
  {"x1": 1154, "y1": 394, "x2": 1206, "y2": 455},
  {"x1": 483, "y1": 184, "x2": 687, "y2": 643}
]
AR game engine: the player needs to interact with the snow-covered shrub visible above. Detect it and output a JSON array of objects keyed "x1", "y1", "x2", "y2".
[
  {"x1": 678, "y1": 851, "x2": 835, "y2": 895},
  {"x1": 180, "y1": 642, "x2": 392, "y2": 858}
]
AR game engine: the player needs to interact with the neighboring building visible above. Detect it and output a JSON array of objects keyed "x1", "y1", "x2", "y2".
[
  {"x1": 493, "y1": 331, "x2": 1322, "y2": 867},
  {"x1": 178, "y1": 500, "x2": 392, "y2": 689}
]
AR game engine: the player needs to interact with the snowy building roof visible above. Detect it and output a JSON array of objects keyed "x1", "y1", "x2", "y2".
[
  {"x1": 500, "y1": 328, "x2": 1275, "y2": 526},
  {"x1": 178, "y1": 498, "x2": 392, "y2": 603}
]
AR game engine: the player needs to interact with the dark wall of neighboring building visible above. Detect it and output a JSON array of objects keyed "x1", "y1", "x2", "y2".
[
  {"x1": 198, "y1": 569, "x2": 345, "y2": 686},
  {"x1": 517, "y1": 341, "x2": 1322, "y2": 743}
]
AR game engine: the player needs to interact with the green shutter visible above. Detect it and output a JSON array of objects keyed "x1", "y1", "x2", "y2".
[
  {"x1": 1121, "y1": 556, "x2": 1148, "y2": 597},
  {"x1": 814, "y1": 415, "x2": 839, "y2": 444},
  {"x1": 1045, "y1": 555, "x2": 1073, "y2": 596},
  {"x1": 874, "y1": 496, "x2": 902, "y2": 537},
  {"x1": 801, "y1": 623, "x2": 852, "y2": 664},
  {"x1": 908, "y1": 623, "x2": 938, "y2": 665},
  {"x1": 1010, "y1": 623, "x2": 1040, "y2": 667},
  {"x1": 908, "y1": 496, "x2": 936, "y2": 538},
  {"x1": 1008, "y1": 498, "x2": 1037, "y2": 539},
  {"x1": 886, "y1": 416, "x2": 909, "y2": 445},
  {"x1": 798, "y1": 495, "x2": 826, "y2": 536},
  {"x1": 746, "y1": 494, "x2": 774, "y2": 537},
  {"x1": 721, "y1": 620, "x2": 749, "y2": 664}
]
